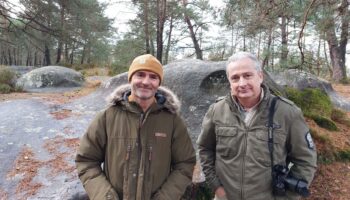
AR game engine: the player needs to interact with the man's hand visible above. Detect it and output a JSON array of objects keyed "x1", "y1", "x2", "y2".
[{"x1": 214, "y1": 186, "x2": 227, "y2": 200}]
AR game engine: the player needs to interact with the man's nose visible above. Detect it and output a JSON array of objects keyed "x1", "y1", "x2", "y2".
[
  {"x1": 238, "y1": 77, "x2": 246, "y2": 86},
  {"x1": 141, "y1": 76, "x2": 151, "y2": 84}
]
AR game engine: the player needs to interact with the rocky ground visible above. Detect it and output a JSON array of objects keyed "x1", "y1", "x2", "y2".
[{"x1": 0, "y1": 81, "x2": 349, "y2": 200}]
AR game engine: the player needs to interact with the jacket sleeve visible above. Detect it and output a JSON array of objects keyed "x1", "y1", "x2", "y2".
[
  {"x1": 75, "y1": 110, "x2": 120, "y2": 200},
  {"x1": 152, "y1": 115, "x2": 196, "y2": 200},
  {"x1": 286, "y1": 106, "x2": 317, "y2": 198},
  {"x1": 196, "y1": 105, "x2": 222, "y2": 192}
]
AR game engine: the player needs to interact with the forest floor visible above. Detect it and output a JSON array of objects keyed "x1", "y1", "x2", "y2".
[
  {"x1": 1, "y1": 81, "x2": 350, "y2": 200},
  {"x1": 305, "y1": 84, "x2": 350, "y2": 200}
]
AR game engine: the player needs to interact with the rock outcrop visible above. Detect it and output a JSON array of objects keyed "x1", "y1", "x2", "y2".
[
  {"x1": 271, "y1": 69, "x2": 350, "y2": 111},
  {"x1": 16, "y1": 66, "x2": 84, "y2": 92}
]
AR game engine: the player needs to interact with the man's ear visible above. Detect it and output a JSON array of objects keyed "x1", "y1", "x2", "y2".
[{"x1": 258, "y1": 71, "x2": 264, "y2": 82}]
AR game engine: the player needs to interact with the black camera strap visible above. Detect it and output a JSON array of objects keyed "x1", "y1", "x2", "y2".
[{"x1": 268, "y1": 96, "x2": 279, "y2": 175}]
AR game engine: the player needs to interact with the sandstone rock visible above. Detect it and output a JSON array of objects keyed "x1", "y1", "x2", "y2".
[
  {"x1": 271, "y1": 69, "x2": 350, "y2": 111},
  {"x1": 16, "y1": 66, "x2": 84, "y2": 92}
]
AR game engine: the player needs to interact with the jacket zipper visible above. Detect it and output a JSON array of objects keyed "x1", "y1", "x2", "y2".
[
  {"x1": 241, "y1": 111, "x2": 260, "y2": 199},
  {"x1": 241, "y1": 128, "x2": 248, "y2": 200},
  {"x1": 135, "y1": 113, "x2": 144, "y2": 200},
  {"x1": 148, "y1": 145, "x2": 153, "y2": 181},
  {"x1": 123, "y1": 144, "x2": 132, "y2": 200}
]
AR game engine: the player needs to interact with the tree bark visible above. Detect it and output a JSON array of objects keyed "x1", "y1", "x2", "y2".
[
  {"x1": 327, "y1": 29, "x2": 344, "y2": 82},
  {"x1": 156, "y1": 0, "x2": 166, "y2": 63},
  {"x1": 8, "y1": 48, "x2": 12, "y2": 65},
  {"x1": 182, "y1": 0, "x2": 203, "y2": 60},
  {"x1": 338, "y1": 0, "x2": 349, "y2": 79},
  {"x1": 142, "y1": 0, "x2": 151, "y2": 54},
  {"x1": 56, "y1": 0, "x2": 65, "y2": 64},
  {"x1": 81, "y1": 44, "x2": 86, "y2": 64},
  {"x1": 164, "y1": 15, "x2": 173, "y2": 64},
  {"x1": 262, "y1": 27, "x2": 273, "y2": 69},
  {"x1": 324, "y1": 0, "x2": 348, "y2": 82},
  {"x1": 44, "y1": 44, "x2": 51, "y2": 66},
  {"x1": 280, "y1": 15, "x2": 288, "y2": 65}
]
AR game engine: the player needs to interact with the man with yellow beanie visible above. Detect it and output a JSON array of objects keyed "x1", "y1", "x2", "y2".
[{"x1": 76, "y1": 54, "x2": 196, "y2": 200}]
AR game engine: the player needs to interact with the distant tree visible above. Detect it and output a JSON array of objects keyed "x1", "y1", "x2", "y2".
[
  {"x1": 181, "y1": 0, "x2": 212, "y2": 60},
  {"x1": 0, "y1": 0, "x2": 113, "y2": 67},
  {"x1": 313, "y1": 0, "x2": 349, "y2": 82}
]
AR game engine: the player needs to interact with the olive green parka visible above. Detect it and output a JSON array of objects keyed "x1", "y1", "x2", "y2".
[
  {"x1": 197, "y1": 85, "x2": 317, "y2": 200},
  {"x1": 76, "y1": 84, "x2": 196, "y2": 200}
]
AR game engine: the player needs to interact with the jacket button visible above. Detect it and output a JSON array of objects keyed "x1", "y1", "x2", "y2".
[{"x1": 133, "y1": 173, "x2": 137, "y2": 177}]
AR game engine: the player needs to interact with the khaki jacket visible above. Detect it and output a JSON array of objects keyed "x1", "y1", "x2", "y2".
[
  {"x1": 76, "y1": 84, "x2": 196, "y2": 200},
  {"x1": 197, "y1": 85, "x2": 317, "y2": 200}
]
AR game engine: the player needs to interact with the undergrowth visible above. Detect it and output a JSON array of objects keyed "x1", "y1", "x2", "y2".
[
  {"x1": 0, "y1": 67, "x2": 22, "y2": 93},
  {"x1": 286, "y1": 87, "x2": 338, "y2": 131}
]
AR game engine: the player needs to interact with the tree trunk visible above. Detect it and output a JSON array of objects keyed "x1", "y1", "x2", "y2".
[
  {"x1": 8, "y1": 48, "x2": 12, "y2": 65},
  {"x1": 243, "y1": 35, "x2": 246, "y2": 51},
  {"x1": 338, "y1": 0, "x2": 349, "y2": 79},
  {"x1": 280, "y1": 15, "x2": 288, "y2": 65},
  {"x1": 156, "y1": 0, "x2": 166, "y2": 63},
  {"x1": 64, "y1": 43, "x2": 69, "y2": 63},
  {"x1": 56, "y1": 1, "x2": 65, "y2": 64},
  {"x1": 44, "y1": 44, "x2": 51, "y2": 66},
  {"x1": 182, "y1": 0, "x2": 203, "y2": 60},
  {"x1": 34, "y1": 51, "x2": 38, "y2": 66},
  {"x1": 327, "y1": 33, "x2": 344, "y2": 82},
  {"x1": 142, "y1": 0, "x2": 151, "y2": 54},
  {"x1": 81, "y1": 44, "x2": 86, "y2": 64},
  {"x1": 164, "y1": 16, "x2": 173, "y2": 65},
  {"x1": 262, "y1": 27, "x2": 273, "y2": 69},
  {"x1": 70, "y1": 42, "x2": 76, "y2": 65}
]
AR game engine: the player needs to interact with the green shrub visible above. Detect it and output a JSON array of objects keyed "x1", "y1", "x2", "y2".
[
  {"x1": 110, "y1": 64, "x2": 128, "y2": 76},
  {"x1": 286, "y1": 87, "x2": 337, "y2": 130},
  {"x1": 0, "y1": 83, "x2": 12, "y2": 94},
  {"x1": 331, "y1": 108, "x2": 350, "y2": 127},
  {"x1": 311, "y1": 115, "x2": 338, "y2": 131},
  {"x1": 286, "y1": 87, "x2": 333, "y2": 117},
  {"x1": 309, "y1": 128, "x2": 331, "y2": 143},
  {"x1": 0, "y1": 68, "x2": 16, "y2": 86},
  {"x1": 309, "y1": 128, "x2": 337, "y2": 164},
  {"x1": 336, "y1": 149, "x2": 350, "y2": 161}
]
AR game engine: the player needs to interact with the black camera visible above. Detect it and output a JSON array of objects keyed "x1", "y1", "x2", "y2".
[{"x1": 272, "y1": 165, "x2": 310, "y2": 197}]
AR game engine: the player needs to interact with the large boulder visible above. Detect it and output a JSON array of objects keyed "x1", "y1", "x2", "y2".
[
  {"x1": 16, "y1": 66, "x2": 84, "y2": 92},
  {"x1": 270, "y1": 69, "x2": 350, "y2": 111},
  {"x1": 103, "y1": 59, "x2": 284, "y2": 142}
]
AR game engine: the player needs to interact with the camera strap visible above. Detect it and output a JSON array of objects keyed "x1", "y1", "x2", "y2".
[{"x1": 268, "y1": 96, "x2": 279, "y2": 174}]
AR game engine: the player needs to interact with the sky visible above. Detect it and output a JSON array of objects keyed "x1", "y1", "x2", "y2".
[
  {"x1": 99, "y1": 0, "x2": 226, "y2": 34},
  {"x1": 99, "y1": 0, "x2": 138, "y2": 34}
]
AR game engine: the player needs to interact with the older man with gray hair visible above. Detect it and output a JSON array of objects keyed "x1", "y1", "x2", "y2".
[{"x1": 197, "y1": 52, "x2": 317, "y2": 200}]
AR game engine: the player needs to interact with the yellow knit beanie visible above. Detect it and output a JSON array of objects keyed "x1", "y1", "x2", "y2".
[{"x1": 128, "y1": 54, "x2": 163, "y2": 84}]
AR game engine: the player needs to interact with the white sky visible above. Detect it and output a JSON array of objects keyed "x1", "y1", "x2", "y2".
[
  {"x1": 100, "y1": 0, "x2": 225, "y2": 34},
  {"x1": 100, "y1": 0, "x2": 137, "y2": 34}
]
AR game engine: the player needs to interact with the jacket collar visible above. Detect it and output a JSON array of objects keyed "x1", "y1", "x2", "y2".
[{"x1": 106, "y1": 84, "x2": 181, "y2": 114}]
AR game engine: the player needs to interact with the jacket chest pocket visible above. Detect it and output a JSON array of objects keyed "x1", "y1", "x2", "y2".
[
  {"x1": 216, "y1": 126, "x2": 239, "y2": 158},
  {"x1": 250, "y1": 128, "x2": 287, "y2": 167}
]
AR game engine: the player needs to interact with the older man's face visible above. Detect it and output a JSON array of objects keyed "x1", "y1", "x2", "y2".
[{"x1": 227, "y1": 58, "x2": 263, "y2": 105}]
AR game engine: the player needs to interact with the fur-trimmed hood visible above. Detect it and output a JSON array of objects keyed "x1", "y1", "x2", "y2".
[{"x1": 106, "y1": 84, "x2": 181, "y2": 114}]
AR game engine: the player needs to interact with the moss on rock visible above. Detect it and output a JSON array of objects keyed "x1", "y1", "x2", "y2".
[{"x1": 286, "y1": 87, "x2": 338, "y2": 131}]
